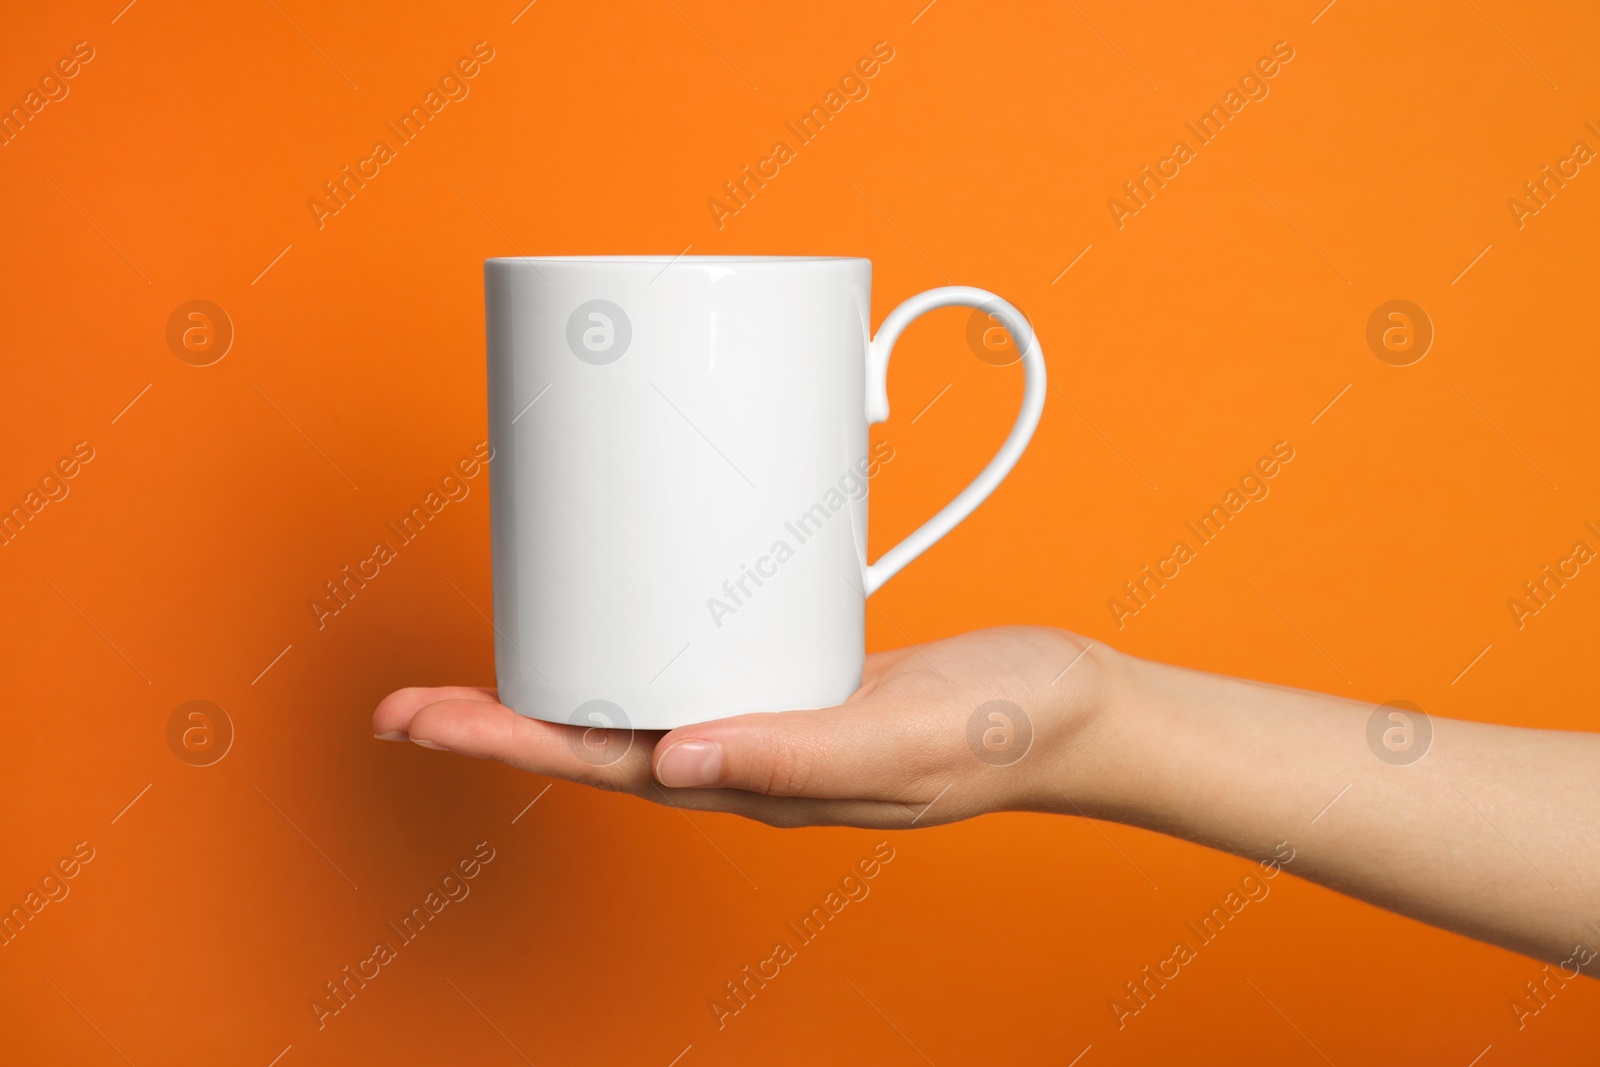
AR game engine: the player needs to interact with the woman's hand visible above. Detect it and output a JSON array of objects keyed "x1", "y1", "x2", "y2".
[
  {"x1": 377, "y1": 625, "x2": 1600, "y2": 968},
  {"x1": 372, "y1": 626, "x2": 1118, "y2": 828}
]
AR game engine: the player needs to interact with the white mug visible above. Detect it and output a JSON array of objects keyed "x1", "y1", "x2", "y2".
[{"x1": 486, "y1": 256, "x2": 1044, "y2": 731}]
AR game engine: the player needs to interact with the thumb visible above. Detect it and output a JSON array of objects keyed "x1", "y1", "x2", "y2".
[{"x1": 651, "y1": 696, "x2": 949, "y2": 800}]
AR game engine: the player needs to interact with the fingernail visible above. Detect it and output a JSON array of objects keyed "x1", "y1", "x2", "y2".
[
  {"x1": 412, "y1": 738, "x2": 451, "y2": 752},
  {"x1": 656, "y1": 739, "x2": 722, "y2": 787},
  {"x1": 375, "y1": 731, "x2": 408, "y2": 741}
]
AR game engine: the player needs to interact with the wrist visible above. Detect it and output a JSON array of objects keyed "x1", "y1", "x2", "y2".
[{"x1": 1028, "y1": 638, "x2": 1164, "y2": 819}]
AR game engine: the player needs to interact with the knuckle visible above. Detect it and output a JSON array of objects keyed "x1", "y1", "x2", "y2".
[
  {"x1": 757, "y1": 808, "x2": 808, "y2": 829},
  {"x1": 753, "y1": 738, "x2": 814, "y2": 797},
  {"x1": 740, "y1": 800, "x2": 809, "y2": 828}
]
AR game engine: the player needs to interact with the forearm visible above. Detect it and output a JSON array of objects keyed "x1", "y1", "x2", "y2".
[{"x1": 1059, "y1": 650, "x2": 1600, "y2": 969}]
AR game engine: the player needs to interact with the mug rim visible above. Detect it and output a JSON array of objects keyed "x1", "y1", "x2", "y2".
[{"x1": 485, "y1": 255, "x2": 868, "y2": 265}]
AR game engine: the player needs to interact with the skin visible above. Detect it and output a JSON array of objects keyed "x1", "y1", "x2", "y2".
[{"x1": 374, "y1": 626, "x2": 1600, "y2": 973}]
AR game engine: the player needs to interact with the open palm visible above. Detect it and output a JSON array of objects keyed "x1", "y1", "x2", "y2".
[{"x1": 373, "y1": 626, "x2": 1104, "y2": 828}]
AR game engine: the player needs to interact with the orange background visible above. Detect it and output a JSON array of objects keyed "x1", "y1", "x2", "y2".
[{"x1": 3, "y1": 0, "x2": 1598, "y2": 1063}]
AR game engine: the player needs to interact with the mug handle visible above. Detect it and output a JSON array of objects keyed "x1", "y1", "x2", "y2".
[{"x1": 864, "y1": 286, "x2": 1046, "y2": 596}]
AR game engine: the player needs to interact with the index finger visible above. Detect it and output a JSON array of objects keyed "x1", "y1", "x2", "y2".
[
  {"x1": 373, "y1": 686, "x2": 499, "y2": 738},
  {"x1": 398, "y1": 693, "x2": 666, "y2": 791}
]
